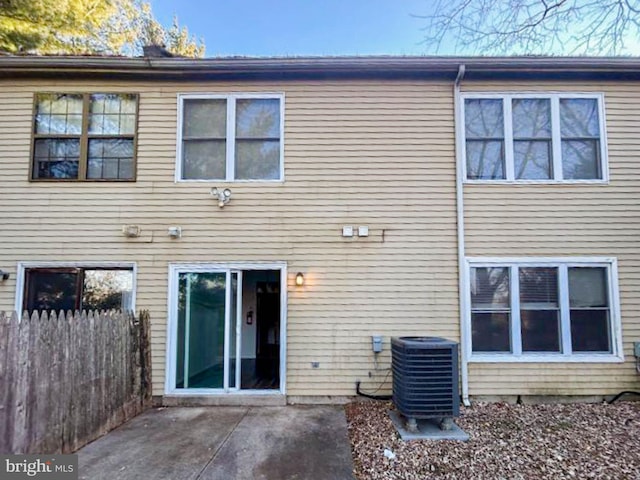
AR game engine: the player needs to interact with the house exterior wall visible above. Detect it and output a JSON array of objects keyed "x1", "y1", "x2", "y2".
[
  {"x1": 461, "y1": 81, "x2": 640, "y2": 395},
  {"x1": 0, "y1": 79, "x2": 460, "y2": 397},
  {"x1": 1, "y1": 75, "x2": 638, "y2": 399}
]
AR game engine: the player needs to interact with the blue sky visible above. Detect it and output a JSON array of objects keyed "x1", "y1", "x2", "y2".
[{"x1": 149, "y1": 0, "x2": 441, "y2": 57}]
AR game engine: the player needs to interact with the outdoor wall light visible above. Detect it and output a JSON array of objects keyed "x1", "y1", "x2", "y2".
[
  {"x1": 0, "y1": 270, "x2": 9, "y2": 281},
  {"x1": 295, "y1": 272, "x2": 305, "y2": 286},
  {"x1": 211, "y1": 187, "x2": 232, "y2": 208}
]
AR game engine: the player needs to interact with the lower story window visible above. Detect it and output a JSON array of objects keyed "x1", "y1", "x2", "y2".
[
  {"x1": 23, "y1": 267, "x2": 134, "y2": 314},
  {"x1": 468, "y1": 258, "x2": 620, "y2": 360}
]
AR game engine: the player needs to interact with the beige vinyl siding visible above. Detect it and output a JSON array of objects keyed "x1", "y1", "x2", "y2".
[
  {"x1": 0, "y1": 79, "x2": 459, "y2": 397},
  {"x1": 463, "y1": 81, "x2": 640, "y2": 395}
]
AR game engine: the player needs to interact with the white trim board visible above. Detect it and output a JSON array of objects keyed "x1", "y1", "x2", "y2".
[
  {"x1": 464, "y1": 256, "x2": 624, "y2": 363},
  {"x1": 175, "y1": 92, "x2": 285, "y2": 183},
  {"x1": 165, "y1": 262, "x2": 287, "y2": 396}
]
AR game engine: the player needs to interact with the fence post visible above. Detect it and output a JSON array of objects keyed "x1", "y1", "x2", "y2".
[
  {"x1": 0, "y1": 312, "x2": 17, "y2": 453},
  {"x1": 139, "y1": 311, "x2": 152, "y2": 408}
]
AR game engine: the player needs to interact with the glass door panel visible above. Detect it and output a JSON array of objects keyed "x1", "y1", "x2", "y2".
[
  {"x1": 176, "y1": 272, "x2": 226, "y2": 389},
  {"x1": 228, "y1": 271, "x2": 239, "y2": 389}
]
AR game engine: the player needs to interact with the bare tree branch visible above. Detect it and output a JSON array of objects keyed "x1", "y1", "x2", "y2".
[{"x1": 416, "y1": 0, "x2": 640, "y2": 55}]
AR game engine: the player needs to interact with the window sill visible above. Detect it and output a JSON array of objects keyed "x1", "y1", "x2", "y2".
[
  {"x1": 164, "y1": 389, "x2": 283, "y2": 396},
  {"x1": 174, "y1": 179, "x2": 285, "y2": 184},
  {"x1": 469, "y1": 353, "x2": 624, "y2": 363},
  {"x1": 29, "y1": 178, "x2": 137, "y2": 183},
  {"x1": 463, "y1": 179, "x2": 609, "y2": 186}
]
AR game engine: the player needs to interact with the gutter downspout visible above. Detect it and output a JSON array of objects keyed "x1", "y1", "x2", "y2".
[{"x1": 454, "y1": 64, "x2": 471, "y2": 407}]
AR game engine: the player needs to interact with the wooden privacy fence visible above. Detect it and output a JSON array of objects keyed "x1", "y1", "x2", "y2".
[{"x1": 0, "y1": 310, "x2": 151, "y2": 454}]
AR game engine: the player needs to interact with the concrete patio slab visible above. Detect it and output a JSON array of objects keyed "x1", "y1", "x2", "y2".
[
  {"x1": 200, "y1": 406, "x2": 354, "y2": 480},
  {"x1": 78, "y1": 407, "x2": 246, "y2": 480},
  {"x1": 78, "y1": 406, "x2": 354, "y2": 480}
]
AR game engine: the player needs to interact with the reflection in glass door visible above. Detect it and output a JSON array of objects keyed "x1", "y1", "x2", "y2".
[
  {"x1": 229, "y1": 271, "x2": 241, "y2": 389},
  {"x1": 175, "y1": 272, "x2": 225, "y2": 389}
]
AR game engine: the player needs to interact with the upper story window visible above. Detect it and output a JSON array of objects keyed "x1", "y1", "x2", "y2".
[
  {"x1": 467, "y1": 258, "x2": 622, "y2": 362},
  {"x1": 462, "y1": 94, "x2": 607, "y2": 182},
  {"x1": 32, "y1": 93, "x2": 138, "y2": 181},
  {"x1": 177, "y1": 94, "x2": 284, "y2": 181}
]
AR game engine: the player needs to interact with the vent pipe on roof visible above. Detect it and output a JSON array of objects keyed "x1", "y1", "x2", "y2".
[{"x1": 142, "y1": 45, "x2": 174, "y2": 58}]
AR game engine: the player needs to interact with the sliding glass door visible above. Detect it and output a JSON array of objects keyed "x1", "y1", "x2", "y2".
[{"x1": 174, "y1": 270, "x2": 242, "y2": 391}]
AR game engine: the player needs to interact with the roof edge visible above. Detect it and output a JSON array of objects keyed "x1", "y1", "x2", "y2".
[{"x1": 0, "y1": 56, "x2": 639, "y2": 81}]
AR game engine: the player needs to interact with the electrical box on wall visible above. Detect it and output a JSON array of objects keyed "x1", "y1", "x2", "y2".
[{"x1": 372, "y1": 335, "x2": 383, "y2": 353}]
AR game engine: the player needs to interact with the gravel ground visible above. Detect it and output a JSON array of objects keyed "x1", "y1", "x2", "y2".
[{"x1": 345, "y1": 400, "x2": 640, "y2": 480}]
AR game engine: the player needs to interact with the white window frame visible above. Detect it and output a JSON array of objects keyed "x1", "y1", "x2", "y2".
[
  {"x1": 464, "y1": 257, "x2": 623, "y2": 363},
  {"x1": 15, "y1": 261, "x2": 137, "y2": 320},
  {"x1": 165, "y1": 262, "x2": 288, "y2": 396},
  {"x1": 175, "y1": 93, "x2": 285, "y2": 183},
  {"x1": 459, "y1": 93, "x2": 609, "y2": 184}
]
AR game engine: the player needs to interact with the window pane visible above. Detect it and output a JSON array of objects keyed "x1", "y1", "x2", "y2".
[
  {"x1": 569, "y1": 267, "x2": 608, "y2": 308},
  {"x1": 183, "y1": 99, "x2": 226, "y2": 138},
  {"x1": 521, "y1": 310, "x2": 561, "y2": 352},
  {"x1": 33, "y1": 139, "x2": 80, "y2": 179},
  {"x1": 512, "y1": 98, "x2": 551, "y2": 138},
  {"x1": 570, "y1": 309, "x2": 611, "y2": 352},
  {"x1": 82, "y1": 270, "x2": 134, "y2": 311},
  {"x1": 182, "y1": 140, "x2": 226, "y2": 179},
  {"x1": 561, "y1": 139, "x2": 600, "y2": 180},
  {"x1": 120, "y1": 114, "x2": 137, "y2": 134},
  {"x1": 35, "y1": 94, "x2": 83, "y2": 134},
  {"x1": 90, "y1": 94, "x2": 119, "y2": 114},
  {"x1": 471, "y1": 267, "x2": 509, "y2": 308},
  {"x1": 121, "y1": 97, "x2": 137, "y2": 114},
  {"x1": 89, "y1": 94, "x2": 137, "y2": 135},
  {"x1": 25, "y1": 270, "x2": 78, "y2": 313},
  {"x1": 520, "y1": 267, "x2": 560, "y2": 353},
  {"x1": 236, "y1": 99, "x2": 280, "y2": 138},
  {"x1": 88, "y1": 139, "x2": 134, "y2": 179},
  {"x1": 88, "y1": 115, "x2": 111, "y2": 135},
  {"x1": 466, "y1": 140, "x2": 505, "y2": 180},
  {"x1": 464, "y1": 100, "x2": 505, "y2": 179},
  {"x1": 472, "y1": 312, "x2": 511, "y2": 352},
  {"x1": 569, "y1": 267, "x2": 611, "y2": 353},
  {"x1": 235, "y1": 140, "x2": 281, "y2": 180},
  {"x1": 519, "y1": 267, "x2": 558, "y2": 308},
  {"x1": 514, "y1": 140, "x2": 552, "y2": 179},
  {"x1": 560, "y1": 98, "x2": 600, "y2": 137},
  {"x1": 464, "y1": 99, "x2": 504, "y2": 138}
]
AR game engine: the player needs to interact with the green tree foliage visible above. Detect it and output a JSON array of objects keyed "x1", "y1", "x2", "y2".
[
  {"x1": 0, "y1": 0, "x2": 205, "y2": 57},
  {"x1": 131, "y1": 2, "x2": 205, "y2": 57},
  {"x1": 420, "y1": 0, "x2": 640, "y2": 55},
  {"x1": 0, "y1": 0, "x2": 122, "y2": 53}
]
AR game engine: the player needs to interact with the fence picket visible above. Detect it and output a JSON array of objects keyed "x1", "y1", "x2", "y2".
[
  {"x1": 48, "y1": 311, "x2": 64, "y2": 454},
  {"x1": 0, "y1": 310, "x2": 150, "y2": 454},
  {"x1": 0, "y1": 312, "x2": 15, "y2": 453},
  {"x1": 30, "y1": 310, "x2": 49, "y2": 453}
]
